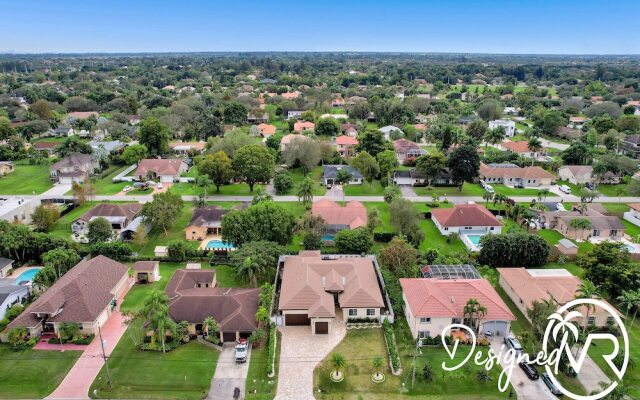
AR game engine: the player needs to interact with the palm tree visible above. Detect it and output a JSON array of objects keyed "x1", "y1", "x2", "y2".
[
  {"x1": 297, "y1": 176, "x2": 314, "y2": 206},
  {"x1": 483, "y1": 126, "x2": 505, "y2": 148},
  {"x1": 617, "y1": 290, "x2": 637, "y2": 320},
  {"x1": 334, "y1": 169, "x2": 352, "y2": 201},
  {"x1": 142, "y1": 290, "x2": 176, "y2": 353},
  {"x1": 203, "y1": 316, "x2": 219, "y2": 344},
  {"x1": 463, "y1": 299, "x2": 486, "y2": 332},
  {"x1": 331, "y1": 352, "x2": 346, "y2": 378},
  {"x1": 576, "y1": 202, "x2": 588, "y2": 215},
  {"x1": 569, "y1": 218, "x2": 592, "y2": 241},
  {"x1": 575, "y1": 280, "x2": 600, "y2": 334},
  {"x1": 527, "y1": 136, "x2": 543, "y2": 166},
  {"x1": 520, "y1": 210, "x2": 536, "y2": 232},
  {"x1": 236, "y1": 256, "x2": 262, "y2": 286},
  {"x1": 482, "y1": 189, "x2": 493, "y2": 206},
  {"x1": 372, "y1": 356, "x2": 384, "y2": 379},
  {"x1": 492, "y1": 193, "x2": 508, "y2": 207}
]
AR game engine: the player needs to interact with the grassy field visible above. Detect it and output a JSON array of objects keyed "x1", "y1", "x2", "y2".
[
  {"x1": 595, "y1": 183, "x2": 631, "y2": 197},
  {"x1": 0, "y1": 346, "x2": 81, "y2": 399},
  {"x1": 0, "y1": 164, "x2": 52, "y2": 194},
  {"x1": 343, "y1": 181, "x2": 385, "y2": 196},
  {"x1": 92, "y1": 165, "x2": 131, "y2": 195},
  {"x1": 245, "y1": 331, "x2": 281, "y2": 400},
  {"x1": 414, "y1": 184, "x2": 483, "y2": 197},
  {"x1": 418, "y1": 219, "x2": 467, "y2": 254},
  {"x1": 132, "y1": 203, "x2": 199, "y2": 257},
  {"x1": 286, "y1": 166, "x2": 327, "y2": 196},
  {"x1": 170, "y1": 182, "x2": 265, "y2": 196},
  {"x1": 89, "y1": 330, "x2": 219, "y2": 399}
]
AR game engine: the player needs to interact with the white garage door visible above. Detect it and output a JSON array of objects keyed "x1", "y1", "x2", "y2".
[{"x1": 482, "y1": 320, "x2": 508, "y2": 335}]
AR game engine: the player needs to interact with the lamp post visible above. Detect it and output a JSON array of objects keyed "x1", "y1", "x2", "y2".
[{"x1": 98, "y1": 326, "x2": 113, "y2": 388}]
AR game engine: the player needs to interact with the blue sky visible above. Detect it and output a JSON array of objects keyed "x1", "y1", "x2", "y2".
[{"x1": 1, "y1": 0, "x2": 638, "y2": 54}]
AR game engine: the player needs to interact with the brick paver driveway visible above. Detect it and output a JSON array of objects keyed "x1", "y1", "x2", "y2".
[
  {"x1": 46, "y1": 279, "x2": 132, "y2": 400},
  {"x1": 275, "y1": 313, "x2": 346, "y2": 400}
]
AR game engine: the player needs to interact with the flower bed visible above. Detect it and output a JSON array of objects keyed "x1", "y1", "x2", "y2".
[{"x1": 382, "y1": 319, "x2": 401, "y2": 375}]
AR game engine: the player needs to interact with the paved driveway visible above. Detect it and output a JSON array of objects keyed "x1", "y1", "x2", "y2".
[
  {"x1": 275, "y1": 315, "x2": 346, "y2": 400},
  {"x1": 207, "y1": 343, "x2": 251, "y2": 400},
  {"x1": 490, "y1": 338, "x2": 557, "y2": 400}
]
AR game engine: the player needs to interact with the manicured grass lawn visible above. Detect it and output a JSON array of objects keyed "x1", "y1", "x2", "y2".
[
  {"x1": 601, "y1": 203, "x2": 630, "y2": 214},
  {"x1": 286, "y1": 166, "x2": 326, "y2": 196},
  {"x1": 622, "y1": 220, "x2": 640, "y2": 240},
  {"x1": 91, "y1": 165, "x2": 131, "y2": 195},
  {"x1": 245, "y1": 331, "x2": 281, "y2": 400},
  {"x1": 0, "y1": 345, "x2": 81, "y2": 399},
  {"x1": 132, "y1": 204, "x2": 199, "y2": 257},
  {"x1": 343, "y1": 182, "x2": 385, "y2": 196},
  {"x1": 414, "y1": 184, "x2": 483, "y2": 197},
  {"x1": 0, "y1": 164, "x2": 52, "y2": 194},
  {"x1": 89, "y1": 329, "x2": 219, "y2": 399},
  {"x1": 595, "y1": 183, "x2": 630, "y2": 197},
  {"x1": 170, "y1": 182, "x2": 265, "y2": 196},
  {"x1": 418, "y1": 219, "x2": 467, "y2": 254}
]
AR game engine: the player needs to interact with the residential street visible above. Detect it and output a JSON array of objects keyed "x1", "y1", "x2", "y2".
[{"x1": 206, "y1": 344, "x2": 251, "y2": 400}]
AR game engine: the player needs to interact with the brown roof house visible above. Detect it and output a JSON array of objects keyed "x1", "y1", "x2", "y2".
[
  {"x1": 394, "y1": 139, "x2": 425, "y2": 163},
  {"x1": 133, "y1": 261, "x2": 160, "y2": 284},
  {"x1": 539, "y1": 209, "x2": 625, "y2": 242},
  {"x1": 134, "y1": 159, "x2": 188, "y2": 183},
  {"x1": 185, "y1": 206, "x2": 230, "y2": 240},
  {"x1": 276, "y1": 251, "x2": 390, "y2": 335},
  {"x1": 33, "y1": 141, "x2": 58, "y2": 157},
  {"x1": 558, "y1": 165, "x2": 621, "y2": 185},
  {"x1": 311, "y1": 199, "x2": 367, "y2": 236},
  {"x1": 71, "y1": 203, "x2": 143, "y2": 241},
  {"x1": 49, "y1": 153, "x2": 99, "y2": 184},
  {"x1": 479, "y1": 163, "x2": 556, "y2": 187},
  {"x1": 165, "y1": 269, "x2": 259, "y2": 343},
  {"x1": 498, "y1": 268, "x2": 621, "y2": 328},
  {"x1": 169, "y1": 141, "x2": 206, "y2": 156},
  {"x1": 431, "y1": 203, "x2": 503, "y2": 251},
  {"x1": 3, "y1": 256, "x2": 129, "y2": 340}
]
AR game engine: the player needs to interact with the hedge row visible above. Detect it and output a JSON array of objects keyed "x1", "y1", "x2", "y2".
[
  {"x1": 383, "y1": 319, "x2": 400, "y2": 371},
  {"x1": 267, "y1": 322, "x2": 277, "y2": 376}
]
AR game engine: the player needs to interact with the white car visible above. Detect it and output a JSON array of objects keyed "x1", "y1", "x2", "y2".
[
  {"x1": 559, "y1": 185, "x2": 572, "y2": 194},
  {"x1": 122, "y1": 186, "x2": 132, "y2": 193},
  {"x1": 157, "y1": 182, "x2": 163, "y2": 189},
  {"x1": 556, "y1": 203, "x2": 566, "y2": 211},
  {"x1": 484, "y1": 184, "x2": 495, "y2": 194}
]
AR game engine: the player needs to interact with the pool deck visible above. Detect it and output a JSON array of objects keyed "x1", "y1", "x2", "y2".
[{"x1": 198, "y1": 234, "x2": 235, "y2": 251}]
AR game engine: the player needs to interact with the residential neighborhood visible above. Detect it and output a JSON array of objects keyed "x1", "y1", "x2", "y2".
[{"x1": 0, "y1": 11, "x2": 640, "y2": 400}]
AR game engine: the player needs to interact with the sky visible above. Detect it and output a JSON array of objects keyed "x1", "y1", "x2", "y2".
[{"x1": 1, "y1": 0, "x2": 639, "y2": 54}]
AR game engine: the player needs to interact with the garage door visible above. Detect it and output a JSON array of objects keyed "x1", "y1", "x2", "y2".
[
  {"x1": 222, "y1": 332, "x2": 236, "y2": 343},
  {"x1": 285, "y1": 314, "x2": 310, "y2": 326},
  {"x1": 315, "y1": 322, "x2": 329, "y2": 334},
  {"x1": 482, "y1": 321, "x2": 508, "y2": 335}
]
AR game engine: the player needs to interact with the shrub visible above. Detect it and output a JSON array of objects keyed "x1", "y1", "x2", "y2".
[
  {"x1": 167, "y1": 240, "x2": 188, "y2": 262},
  {"x1": 89, "y1": 241, "x2": 133, "y2": 261},
  {"x1": 382, "y1": 319, "x2": 400, "y2": 370},
  {"x1": 478, "y1": 233, "x2": 551, "y2": 268},
  {"x1": 373, "y1": 232, "x2": 395, "y2": 243},
  {"x1": 267, "y1": 322, "x2": 277, "y2": 376},
  {"x1": 274, "y1": 171, "x2": 294, "y2": 194},
  {"x1": 335, "y1": 227, "x2": 373, "y2": 254}
]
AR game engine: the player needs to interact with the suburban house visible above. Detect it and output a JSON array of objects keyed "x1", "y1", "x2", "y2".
[
  {"x1": 49, "y1": 153, "x2": 99, "y2": 184},
  {"x1": 169, "y1": 141, "x2": 206, "y2": 156},
  {"x1": 400, "y1": 277, "x2": 515, "y2": 339},
  {"x1": 0, "y1": 197, "x2": 41, "y2": 225},
  {"x1": 621, "y1": 135, "x2": 640, "y2": 159},
  {"x1": 283, "y1": 109, "x2": 305, "y2": 120},
  {"x1": 0, "y1": 258, "x2": 13, "y2": 278},
  {"x1": 185, "y1": 206, "x2": 230, "y2": 240},
  {"x1": 498, "y1": 268, "x2": 620, "y2": 328},
  {"x1": 132, "y1": 261, "x2": 160, "y2": 284},
  {"x1": 624, "y1": 203, "x2": 640, "y2": 227},
  {"x1": 66, "y1": 111, "x2": 99, "y2": 121},
  {"x1": 247, "y1": 112, "x2": 269, "y2": 124},
  {"x1": 280, "y1": 134, "x2": 310, "y2": 151},
  {"x1": 257, "y1": 123, "x2": 277, "y2": 138},
  {"x1": 165, "y1": 269, "x2": 259, "y2": 342},
  {"x1": 72, "y1": 203, "x2": 143, "y2": 239},
  {"x1": 379, "y1": 125, "x2": 403, "y2": 140},
  {"x1": 89, "y1": 141, "x2": 125, "y2": 158},
  {"x1": 393, "y1": 168, "x2": 458, "y2": 187},
  {"x1": 134, "y1": 159, "x2": 188, "y2": 182},
  {"x1": 498, "y1": 141, "x2": 544, "y2": 159},
  {"x1": 539, "y1": 209, "x2": 626, "y2": 241},
  {"x1": 394, "y1": 139, "x2": 425, "y2": 162},
  {"x1": 334, "y1": 135, "x2": 358, "y2": 157},
  {"x1": 558, "y1": 165, "x2": 621, "y2": 185},
  {"x1": 293, "y1": 121, "x2": 315, "y2": 133},
  {"x1": 431, "y1": 203, "x2": 502, "y2": 236},
  {"x1": 0, "y1": 285, "x2": 30, "y2": 320},
  {"x1": 49, "y1": 126, "x2": 76, "y2": 137},
  {"x1": 33, "y1": 141, "x2": 58, "y2": 157},
  {"x1": 568, "y1": 116, "x2": 589, "y2": 129},
  {"x1": 311, "y1": 199, "x2": 368, "y2": 234},
  {"x1": 322, "y1": 165, "x2": 363, "y2": 186},
  {"x1": 276, "y1": 251, "x2": 389, "y2": 334},
  {"x1": 0, "y1": 161, "x2": 15, "y2": 176},
  {"x1": 488, "y1": 120, "x2": 516, "y2": 137},
  {"x1": 4, "y1": 256, "x2": 129, "y2": 340},
  {"x1": 479, "y1": 163, "x2": 556, "y2": 187}
]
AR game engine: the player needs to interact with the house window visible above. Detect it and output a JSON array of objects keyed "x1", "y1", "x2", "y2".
[
  {"x1": 490, "y1": 227, "x2": 495, "y2": 231},
  {"x1": 465, "y1": 227, "x2": 472, "y2": 230},
  {"x1": 611, "y1": 230, "x2": 618, "y2": 237},
  {"x1": 78, "y1": 323, "x2": 83, "y2": 330},
  {"x1": 444, "y1": 227, "x2": 449, "y2": 231},
  {"x1": 593, "y1": 230, "x2": 600, "y2": 237},
  {"x1": 348, "y1": 309, "x2": 357, "y2": 317},
  {"x1": 607, "y1": 317, "x2": 614, "y2": 324},
  {"x1": 366, "y1": 309, "x2": 375, "y2": 316},
  {"x1": 587, "y1": 317, "x2": 596, "y2": 325},
  {"x1": 419, "y1": 317, "x2": 431, "y2": 324},
  {"x1": 451, "y1": 318, "x2": 461, "y2": 324},
  {"x1": 418, "y1": 330, "x2": 430, "y2": 339}
]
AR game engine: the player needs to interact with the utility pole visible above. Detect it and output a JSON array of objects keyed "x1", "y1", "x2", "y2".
[{"x1": 98, "y1": 326, "x2": 113, "y2": 388}]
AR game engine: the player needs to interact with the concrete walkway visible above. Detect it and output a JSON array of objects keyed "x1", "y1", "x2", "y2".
[
  {"x1": 275, "y1": 313, "x2": 347, "y2": 400},
  {"x1": 576, "y1": 354, "x2": 611, "y2": 394},
  {"x1": 206, "y1": 343, "x2": 250, "y2": 400}
]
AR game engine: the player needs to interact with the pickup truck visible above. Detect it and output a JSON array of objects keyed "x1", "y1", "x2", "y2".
[{"x1": 235, "y1": 339, "x2": 248, "y2": 363}]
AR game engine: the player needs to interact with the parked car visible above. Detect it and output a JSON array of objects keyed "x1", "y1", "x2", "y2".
[
  {"x1": 513, "y1": 182, "x2": 525, "y2": 189},
  {"x1": 519, "y1": 361, "x2": 539, "y2": 380},
  {"x1": 541, "y1": 373, "x2": 563, "y2": 396},
  {"x1": 484, "y1": 184, "x2": 495, "y2": 194},
  {"x1": 122, "y1": 185, "x2": 132, "y2": 193},
  {"x1": 559, "y1": 185, "x2": 572, "y2": 194},
  {"x1": 585, "y1": 182, "x2": 595, "y2": 190},
  {"x1": 133, "y1": 182, "x2": 147, "y2": 189},
  {"x1": 235, "y1": 339, "x2": 248, "y2": 363},
  {"x1": 157, "y1": 182, "x2": 163, "y2": 189},
  {"x1": 555, "y1": 203, "x2": 566, "y2": 211},
  {"x1": 504, "y1": 336, "x2": 523, "y2": 354}
]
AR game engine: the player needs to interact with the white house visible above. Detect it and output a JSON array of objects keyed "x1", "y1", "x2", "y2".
[
  {"x1": 488, "y1": 120, "x2": 516, "y2": 137},
  {"x1": 0, "y1": 197, "x2": 41, "y2": 225},
  {"x1": 0, "y1": 285, "x2": 30, "y2": 320},
  {"x1": 379, "y1": 125, "x2": 403, "y2": 141},
  {"x1": 430, "y1": 203, "x2": 503, "y2": 236}
]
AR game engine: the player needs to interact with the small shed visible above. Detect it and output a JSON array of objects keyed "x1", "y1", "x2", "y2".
[
  {"x1": 186, "y1": 263, "x2": 202, "y2": 270},
  {"x1": 557, "y1": 239, "x2": 578, "y2": 257},
  {"x1": 154, "y1": 246, "x2": 168, "y2": 258},
  {"x1": 133, "y1": 261, "x2": 160, "y2": 284}
]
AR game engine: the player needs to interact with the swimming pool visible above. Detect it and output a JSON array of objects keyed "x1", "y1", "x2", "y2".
[
  {"x1": 206, "y1": 239, "x2": 234, "y2": 250},
  {"x1": 466, "y1": 234, "x2": 484, "y2": 246},
  {"x1": 15, "y1": 268, "x2": 42, "y2": 283},
  {"x1": 321, "y1": 234, "x2": 335, "y2": 242}
]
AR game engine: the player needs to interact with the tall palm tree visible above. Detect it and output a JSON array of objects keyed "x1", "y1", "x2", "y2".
[
  {"x1": 575, "y1": 280, "x2": 600, "y2": 334},
  {"x1": 617, "y1": 290, "x2": 636, "y2": 320},
  {"x1": 520, "y1": 210, "x2": 536, "y2": 232},
  {"x1": 482, "y1": 189, "x2": 494, "y2": 206},
  {"x1": 493, "y1": 193, "x2": 508, "y2": 207},
  {"x1": 527, "y1": 136, "x2": 543, "y2": 166},
  {"x1": 569, "y1": 218, "x2": 592, "y2": 241},
  {"x1": 297, "y1": 176, "x2": 314, "y2": 206},
  {"x1": 236, "y1": 256, "x2": 262, "y2": 286},
  {"x1": 483, "y1": 126, "x2": 506, "y2": 148},
  {"x1": 142, "y1": 290, "x2": 175, "y2": 353}
]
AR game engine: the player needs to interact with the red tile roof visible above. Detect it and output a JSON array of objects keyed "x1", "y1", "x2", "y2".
[
  {"x1": 311, "y1": 199, "x2": 367, "y2": 229},
  {"x1": 400, "y1": 278, "x2": 515, "y2": 320},
  {"x1": 257, "y1": 123, "x2": 276, "y2": 135},
  {"x1": 68, "y1": 111, "x2": 99, "y2": 119},
  {"x1": 135, "y1": 159, "x2": 186, "y2": 176},
  {"x1": 394, "y1": 139, "x2": 420, "y2": 154},
  {"x1": 335, "y1": 135, "x2": 358, "y2": 145},
  {"x1": 501, "y1": 141, "x2": 541, "y2": 154},
  {"x1": 431, "y1": 203, "x2": 502, "y2": 228}
]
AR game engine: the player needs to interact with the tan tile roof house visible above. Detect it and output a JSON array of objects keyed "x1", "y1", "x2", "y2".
[
  {"x1": 67, "y1": 111, "x2": 100, "y2": 120},
  {"x1": 311, "y1": 199, "x2": 367, "y2": 232},
  {"x1": 539, "y1": 209, "x2": 625, "y2": 241},
  {"x1": 165, "y1": 269, "x2": 259, "y2": 342},
  {"x1": 169, "y1": 141, "x2": 206, "y2": 155},
  {"x1": 134, "y1": 159, "x2": 188, "y2": 182},
  {"x1": 500, "y1": 140, "x2": 544, "y2": 156},
  {"x1": 257, "y1": 123, "x2": 277, "y2": 136},
  {"x1": 400, "y1": 278, "x2": 515, "y2": 339},
  {"x1": 277, "y1": 251, "x2": 388, "y2": 334},
  {"x1": 498, "y1": 268, "x2": 620, "y2": 328},
  {"x1": 4, "y1": 256, "x2": 129, "y2": 340},
  {"x1": 479, "y1": 163, "x2": 556, "y2": 187},
  {"x1": 293, "y1": 121, "x2": 315, "y2": 133}
]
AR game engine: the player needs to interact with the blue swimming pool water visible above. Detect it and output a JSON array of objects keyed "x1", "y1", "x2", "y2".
[
  {"x1": 466, "y1": 234, "x2": 484, "y2": 246},
  {"x1": 322, "y1": 234, "x2": 335, "y2": 241},
  {"x1": 16, "y1": 268, "x2": 42, "y2": 283},
  {"x1": 206, "y1": 239, "x2": 234, "y2": 250}
]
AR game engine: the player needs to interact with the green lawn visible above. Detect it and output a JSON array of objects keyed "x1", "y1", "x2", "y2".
[
  {"x1": 418, "y1": 219, "x2": 467, "y2": 254},
  {"x1": 132, "y1": 204, "x2": 200, "y2": 257},
  {"x1": 246, "y1": 331, "x2": 281, "y2": 400},
  {"x1": 343, "y1": 182, "x2": 385, "y2": 196},
  {"x1": 595, "y1": 184, "x2": 630, "y2": 197},
  {"x1": 92, "y1": 165, "x2": 131, "y2": 195},
  {"x1": 170, "y1": 182, "x2": 265, "y2": 196},
  {"x1": 89, "y1": 329, "x2": 219, "y2": 399},
  {"x1": 0, "y1": 164, "x2": 52, "y2": 194},
  {"x1": 0, "y1": 346, "x2": 81, "y2": 399},
  {"x1": 414, "y1": 184, "x2": 484, "y2": 197},
  {"x1": 286, "y1": 166, "x2": 326, "y2": 196},
  {"x1": 600, "y1": 203, "x2": 630, "y2": 214}
]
